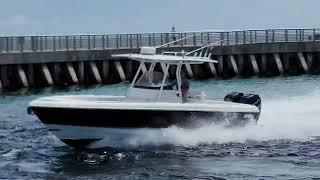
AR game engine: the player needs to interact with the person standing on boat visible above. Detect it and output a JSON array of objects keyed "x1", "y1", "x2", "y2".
[
  {"x1": 171, "y1": 72, "x2": 189, "y2": 103},
  {"x1": 180, "y1": 75, "x2": 190, "y2": 103}
]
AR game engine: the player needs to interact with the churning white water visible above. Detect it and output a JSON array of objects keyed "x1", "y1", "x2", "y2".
[
  {"x1": 99, "y1": 89, "x2": 320, "y2": 148},
  {"x1": 162, "y1": 90, "x2": 320, "y2": 146}
]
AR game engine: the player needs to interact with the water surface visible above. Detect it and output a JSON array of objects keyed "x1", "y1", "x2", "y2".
[{"x1": 1, "y1": 75, "x2": 320, "y2": 179}]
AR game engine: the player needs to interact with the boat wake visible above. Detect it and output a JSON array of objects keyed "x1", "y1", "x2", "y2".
[{"x1": 90, "y1": 90, "x2": 320, "y2": 149}]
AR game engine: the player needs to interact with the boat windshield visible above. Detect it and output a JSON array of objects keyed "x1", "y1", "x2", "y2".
[{"x1": 135, "y1": 71, "x2": 171, "y2": 89}]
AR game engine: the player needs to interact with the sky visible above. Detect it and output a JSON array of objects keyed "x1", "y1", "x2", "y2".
[{"x1": 0, "y1": 0, "x2": 319, "y2": 35}]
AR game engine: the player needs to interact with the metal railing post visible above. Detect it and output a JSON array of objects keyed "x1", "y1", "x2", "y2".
[
  {"x1": 136, "y1": 34, "x2": 139, "y2": 48},
  {"x1": 272, "y1": 30, "x2": 275, "y2": 42},
  {"x1": 226, "y1": 32, "x2": 229, "y2": 45},
  {"x1": 18, "y1": 36, "x2": 24, "y2": 52},
  {"x1": 45, "y1": 36, "x2": 48, "y2": 50},
  {"x1": 184, "y1": 33, "x2": 187, "y2": 45},
  {"x1": 116, "y1": 35, "x2": 119, "y2": 48},
  {"x1": 254, "y1": 31, "x2": 257, "y2": 43},
  {"x1": 53, "y1": 36, "x2": 56, "y2": 51},
  {"x1": 235, "y1": 31, "x2": 238, "y2": 45},
  {"x1": 102, "y1": 35, "x2": 105, "y2": 49},
  {"x1": 6, "y1": 37, "x2": 9, "y2": 52},
  {"x1": 31, "y1": 37, "x2": 35, "y2": 52},
  {"x1": 66, "y1": 36, "x2": 69, "y2": 51},
  {"x1": 193, "y1": 33, "x2": 197, "y2": 46},
  {"x1": 249, "y1": 30, "x2": 252, "y2": 44},
  {"x1": 79, "y1": 36, "x2": 82, "y2": 49},
  {"x1": 125, "y1": 34, "x2": 129, "y2": 47},
  {"x1": 299, "y1": 29, "x2": 302, "y2": 42},
  {"x1": 93, "y1": 35, "x2": 96, "y2": 49},
  {"x1": 265, "y1": 30, "x2": 269, "y2": 43},
  {"x1": 73, "y1": 36, "x2": 76, "y2": 51},
  {"x1": 220, "y1": 32, "x2": 224, "y2": 45},
  {"x1": 285, "y1": 29, "x2": 288, "y2": 42},
  {"x1": 106, "y1": 35, "x2": 109, "y2": 48},
  {"x1": 40, "y1": 36, "x2": 43, "y2": 51},
  {"x1": 88, "y1": 35, "x2": 91, "y2": 50},
  {"x1": 129, "y1": 34, "x2": 133, "y2": 48},
  {"x1": 59, "y1": 36, "x2": 62, "y2": 49},
  {"x1": 243, "y1": 31, "x2": 246, "y2": 44},
  {"x1": 313, "y1": 29, "x2": 316, "y2": 42}
]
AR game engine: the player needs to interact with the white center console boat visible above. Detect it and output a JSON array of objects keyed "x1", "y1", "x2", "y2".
[{"x1": 28, "y1": 38, "x2": 261, "y2": 149}]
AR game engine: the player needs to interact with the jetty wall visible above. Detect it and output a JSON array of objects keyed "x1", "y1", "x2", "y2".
[{"x1": 0, "y1": 28, "x2": 320, "y2": 90}]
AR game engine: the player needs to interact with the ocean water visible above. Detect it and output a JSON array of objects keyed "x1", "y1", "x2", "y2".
[{"x1": 1, "y1": 75, "x2": 320, "y2": 179}]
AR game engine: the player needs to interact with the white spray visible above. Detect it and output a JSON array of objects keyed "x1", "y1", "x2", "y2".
[{"x1": 100, "y1": 90, "x2": 320, "y2": 148}]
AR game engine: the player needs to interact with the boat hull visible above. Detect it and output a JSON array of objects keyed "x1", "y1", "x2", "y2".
[{"x1": 31, "y1": 107, "x2": 259, "y2": 149}]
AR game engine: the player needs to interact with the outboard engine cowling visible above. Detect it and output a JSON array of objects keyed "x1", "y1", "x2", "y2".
[
  {"x1": 224, "y1": 92, "x2": 243, "y2": 103},
  {"x1": 239, "y1": 94, "x2": 261, "y2": 111},
  {"x1": 224, "y1": 92, "x2": 261, "y2": 110}
]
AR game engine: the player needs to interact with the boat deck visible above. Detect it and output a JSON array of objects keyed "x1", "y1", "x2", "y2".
[{"x1": 29, "y1": 95, "x2": 259, "y2": 113}]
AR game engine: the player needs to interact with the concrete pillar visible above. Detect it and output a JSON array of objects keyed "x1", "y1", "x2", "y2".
[
  {"x1": 41, "y1": 63, "x2": 54, "y2": 86},
  {"x1": 208, "y1": 62, "x2": 217, "y2": 77},
  {"x1": 125, "y1": 60, "x2": 133, "y2": 80},
  {"x1": 89, "y1": 61, "x2": 102, "y2": 83},
  {"x1": 237, "y1": 54, "x2": 245, "y2": 74},
  {"x1": 185, "y1": 64, "x2": 194, "y2": 79},
  {"x1": 273, "y1": 53, "x2": 284, "y2": 75},
  {"x1": 17, "y1": 65, "x2": 29, "y2": 88},
  {"x1": 229, "y1": 55, "x2": 239, "y2": 75},
  {"x1": 27, "y1": 64, "x2": 35, "y2": 87},
  {"x1": 102, "y1": 60, "x2": 109, "y2": 83},
  {"x1": 249, "y1": 55, "x2": 260, "y2": 75},
  {"x1": 297, "y1": 53, "x2": 309, "y2": 73},
  {"x1": 218, "y1": 56, "x2": 223, "y2": 76},
  {"x1": 0, "y1": 65, "x2": 9, "y2": 88},
  {"x1": 261, "y1": 54, "x2": 267, "y2": 74},
  {"x1": 78, "y1": 61, "x2": 85, "y2": 84},
  {"x1": 53, "y1": 63, "x2": 62, "y2": 84},
  {"x1": 307, "y1": 53, "x2": 313, "y2": 70},
  {"x1": 283, "y1": 54, "x2": 290, "y2": 73},
  {"x1": 114, "y1": 61, "x2": 126, "y2": 82},
  {"x1": 66, "y1": 63, "x2": 79, "y2": 84},
  {"x1": 191, "y1": 64, "x2": 202, "y2": 79}
]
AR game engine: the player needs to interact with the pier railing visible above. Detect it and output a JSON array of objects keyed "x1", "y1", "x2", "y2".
[{"x1": 0, "y1": 28, "x2": 319, "y2": 53}]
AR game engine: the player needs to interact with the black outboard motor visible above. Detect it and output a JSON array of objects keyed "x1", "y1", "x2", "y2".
[
  {"x1": 224, "y1": 92, "x2": 244, "y2": 103},
  {"x1": 239, "y1": 94, "x2": 261, "y2": 111},
  {"x1": 224, "y1": 92, "x2": 261, "y2": 110},
  {"x1": 224, "y1": 92, "x2": 262, "y2": 125}
]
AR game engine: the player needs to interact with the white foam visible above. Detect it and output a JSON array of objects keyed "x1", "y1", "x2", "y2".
[
  {"x1": 95, "y1": 90, "x2": 320, "y2": 148},
  {"x1": 160, "y1": 90, "x2": 320, "y2": 146}
]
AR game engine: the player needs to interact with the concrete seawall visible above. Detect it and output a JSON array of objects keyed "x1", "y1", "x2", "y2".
[{"x1": 0, "y1": 29, "x2": 320, "y2": 91}]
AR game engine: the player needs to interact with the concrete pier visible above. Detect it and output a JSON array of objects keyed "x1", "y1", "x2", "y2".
[
  {"x1": 41, "y1": 63, "x2": 53, "y2": 86},
  {"x1": 229, "y1": 55, "x2": 239, "y2": 75},
  {"x1": 0, "y1": 28, "x2": 320, "y2": 91},
  {"x1": 89, "y1": 61, "x2": 102, "y2": 83}
]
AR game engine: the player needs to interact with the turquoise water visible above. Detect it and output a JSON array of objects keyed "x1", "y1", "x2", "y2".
[{"x1": 1, "y1": 75, "x2": 320, "y2": 179}]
